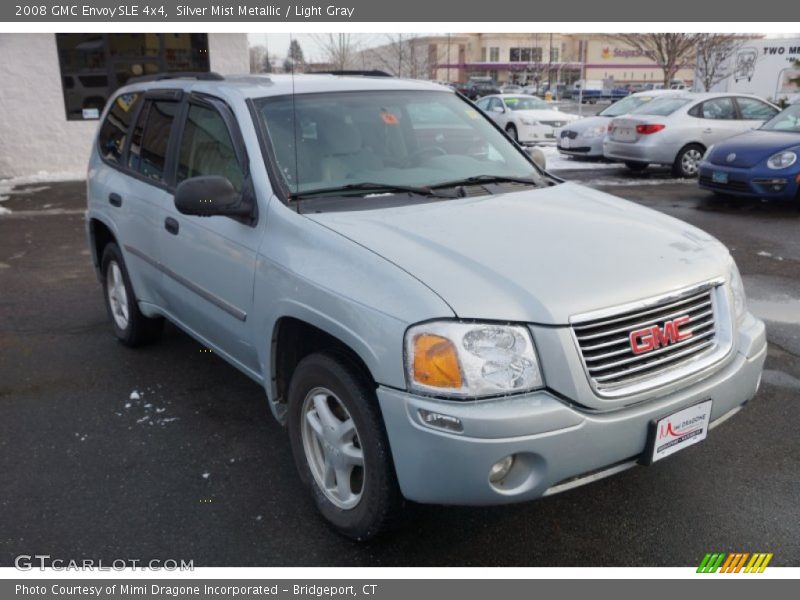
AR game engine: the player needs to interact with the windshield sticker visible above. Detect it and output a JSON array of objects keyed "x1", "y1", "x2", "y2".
[
  {"x1": 465, "y1": 108, "x2": 480, "y2": 119},
  {"x1": 381, "y1": 111, "x2": 400, "y2": 125}
]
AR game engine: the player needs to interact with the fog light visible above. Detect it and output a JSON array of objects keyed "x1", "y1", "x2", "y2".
[
  {"x1": 489, "y1": 455, "x2": 515, "y2": 483},
  {"x1": 418, "y1": 409, "x2": 463, "y2": 433}
]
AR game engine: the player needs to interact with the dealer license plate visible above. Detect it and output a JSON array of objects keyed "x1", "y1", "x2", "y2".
[
  {"x1": 712, "y1": 171, "x2": 729, "y2": 184},
  {"x1": 613, "y1": 127, "x2": 636, "y2": 141},
  {"x1": 646, "y1": 400, "x2": 713, "y2": 463}
]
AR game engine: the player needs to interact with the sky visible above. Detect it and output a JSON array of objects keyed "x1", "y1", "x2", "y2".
[{"x1": 247, "y1": 33, "x2": 386, "y2": 62}]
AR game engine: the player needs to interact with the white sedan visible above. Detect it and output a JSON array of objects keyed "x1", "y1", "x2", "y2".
[{"x1": 476, "y1": 94, "x2": 579, "y2": 144}]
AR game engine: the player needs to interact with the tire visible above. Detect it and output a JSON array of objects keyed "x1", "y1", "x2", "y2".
[
  {"x1": 505, "y1": 123, "x2": 518, "y2": 142},
  {"x1": 100, "y1": 242, "x2": 163, "y2": 347},
  {"x1": 287, "y1": 352, "x2": 403, "y2": 540},
  {"x1": 624, "y1": 161, "x2": 649, "y2": 172},
  {"x1": 672, "y1": 143, "x2": 705, "y2": 178}
]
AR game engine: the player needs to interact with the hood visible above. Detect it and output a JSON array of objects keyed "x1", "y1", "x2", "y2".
[
  {"x1": 706, "y1": 130, "x2": 800, "y2": 168},
  {"x1": 306, "y1": 183, "x2": 730, "y2": 325},
  {"x1": 514, "y1": 109, "x2": 577, "y2": 123},
  {"x1": 562, "y1": 115, "x2": 609, "y2": 133}
]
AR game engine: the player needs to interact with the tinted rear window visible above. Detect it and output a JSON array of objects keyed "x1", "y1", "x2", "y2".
[
  {"x1": 128, "y1": 100, "x2": 179, "y2": 183},
  {"x1": 97, "y1": 92, "x2": 142, "y2": 164}
]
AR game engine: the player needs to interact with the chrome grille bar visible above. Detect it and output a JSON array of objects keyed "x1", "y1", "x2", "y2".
[{"x1": 571, "y1": 281, "x2": 725, "y2": 397}]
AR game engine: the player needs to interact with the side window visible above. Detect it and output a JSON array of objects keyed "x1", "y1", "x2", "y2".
[
  {"x1": 475, "y1": 98, "x2": 490, "y2": 111},
  {"x1": 128, "y1": 100, "x2": 179, "y2": 182},
  {"x1": 176, "y1": 104, "x2": 243, "y2": 192},
  {"x1": 736, "y1": 97, "x2": 778, "y2": 120},
  {"x1": 488, "y1": 98, "x2": 503, "y2": 111},
  {"x1": 699, "y1": 97, "x2": 737, "y2": 120},
  {"x1": 97, "y1": 92, "x2": 142, "y2": 164}
]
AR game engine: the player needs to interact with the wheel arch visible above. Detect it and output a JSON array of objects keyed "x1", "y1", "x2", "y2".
[
  {"x1": 88, "y1": 217, "x2": 118, "y2": 278},
  {"x1": 268, "y1": 316, "x2": 378, "y2": 426}
]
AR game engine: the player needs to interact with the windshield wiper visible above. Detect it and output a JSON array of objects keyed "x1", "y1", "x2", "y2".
[
  {"x1": 430, "y1": 174, "x2": 542, "y2": 189},
  {"x1": 290, "y1": 182, "x2": 459, "y2": 200}
]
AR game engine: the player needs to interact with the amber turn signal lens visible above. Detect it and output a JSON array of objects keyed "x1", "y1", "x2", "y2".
[{"x1": 412, "y1": 334, "x2": 463, "y2": 389}]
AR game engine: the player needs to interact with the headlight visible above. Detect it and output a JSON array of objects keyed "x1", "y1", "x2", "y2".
[
  {"x1": 582, "y1": 125, "x2": 608, "y2": 139},
  {"x1": 519, "y1": 117, "x2": 539, "y2": 126},
  {"x1": 404, "y1": 321, "x2": 543, "y2": 398},
  {"x1": 767, "y1": 150, "x2": 797, "y2": 169},
  {"x1": 728, "y1": 259, "x2": 747, "y2": 325}
]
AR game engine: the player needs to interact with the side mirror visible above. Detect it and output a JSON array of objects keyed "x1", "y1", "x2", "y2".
[
  {"x1": 174, "y1": 175, "x2": 254, "y2": 219},
  {"x1": 526, "y1": 147, "x2": 547, "y2": 170}
]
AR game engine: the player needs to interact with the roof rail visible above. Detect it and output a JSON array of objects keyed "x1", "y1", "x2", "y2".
[
  {"x1": 127, "y1": 71, "x2": 224, "y2": 84},
  {"x1": 313, "y1": 70, "x2": 393, "y2": 78}
]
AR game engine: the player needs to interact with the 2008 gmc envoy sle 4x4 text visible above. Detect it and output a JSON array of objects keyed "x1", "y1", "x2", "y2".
[{"x1": 86, "y1": 72, "x2": 766, "y2": 539}]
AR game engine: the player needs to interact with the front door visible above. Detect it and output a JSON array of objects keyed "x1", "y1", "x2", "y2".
[{"x1": 158, "y1": 97, "x2": 263, "y2": 373}]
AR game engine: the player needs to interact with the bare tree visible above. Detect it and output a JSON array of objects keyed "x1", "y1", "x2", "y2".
[
  {"x1": 312, "y1": 33, "x2": 362, "y2": 71},
  {"x1": 695, "y1": 34, "x2": 745, "y2": 91},
  {"x1": 368, "y1": 34, "x2": 432, "y2": 79},
  {"x1": 608, "y1": 33, "x2": 704, "y2": 87}
]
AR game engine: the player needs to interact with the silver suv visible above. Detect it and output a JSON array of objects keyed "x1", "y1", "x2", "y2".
[{"x1": 87, "y1": 73, "x2": 767, "y2": 540}]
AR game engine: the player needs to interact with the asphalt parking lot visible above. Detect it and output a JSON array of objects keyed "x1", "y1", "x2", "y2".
[{"x1": 1, "y1": 167, "x2": 798, "y2": 567}]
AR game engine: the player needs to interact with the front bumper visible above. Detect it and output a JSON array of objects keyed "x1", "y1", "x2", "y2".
[
  {"x1": 517, "y1": 123, "x2": 557, "y2": 144},
  {"x1": 378, "y1": 314, "x2": 766, "y2": 505},
  {"x1": 557, "y1": 135, "x2": 604, "y2": 157},
  {"x1": 698, "y1": 162, "x2": 800, "y2": 199}
]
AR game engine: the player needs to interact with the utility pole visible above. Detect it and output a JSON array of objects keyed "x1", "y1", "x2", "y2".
[{"x1": 447, "y1": 33, "x2": 451, "y2": 82}]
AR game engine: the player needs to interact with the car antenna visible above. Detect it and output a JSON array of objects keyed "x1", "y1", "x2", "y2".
[{"x1": 290, "y1": 33, "x2": 301, "y2": 212}]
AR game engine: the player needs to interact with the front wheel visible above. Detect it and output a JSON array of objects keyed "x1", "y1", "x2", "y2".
[
  {"x1": 287, "y1": 353, "x2": 403, "y2": 540},
  {"x1": 673, "y1": 144, "x2": 705, "y2": 178}
]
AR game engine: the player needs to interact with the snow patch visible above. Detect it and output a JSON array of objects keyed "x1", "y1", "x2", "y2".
[
  {"x1": 539, "y1": 145, "x2": 619, "y2": 171},
  {"x1": 129, "y1": 391, "x2": 141, "y2": 401}
]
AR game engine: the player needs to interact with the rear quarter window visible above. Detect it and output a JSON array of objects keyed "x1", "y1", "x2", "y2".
[{"x1": 97, "y1": 92, "x2": 142, "y2": 164}]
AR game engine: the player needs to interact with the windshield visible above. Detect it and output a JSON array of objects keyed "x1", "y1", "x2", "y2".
[
  {"x1": 503, "y1": 96, "x2": 551, "y2": 111},
  {"x1": 629, "y1": 96, "x2": 691, "y2": 116},
  {"x1": 254, "y1": 90, "x2": 541, "y2": 196},
  {"x1": 600, "y1": 94, "x2": 662, "y2": 117},
  {"x1": 760, "y1": 104, "x2": 800, "y2": 132}
]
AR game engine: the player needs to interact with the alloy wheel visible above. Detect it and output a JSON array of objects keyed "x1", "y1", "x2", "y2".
[
  {"x1": 300, "y1": 386, "x2": 365, "y2": 509},
  {"x1": 106, "y1": 261, "x2": 129, "y2": 330}
]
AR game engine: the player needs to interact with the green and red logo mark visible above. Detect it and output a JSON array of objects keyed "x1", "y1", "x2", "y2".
[{"x1": 697, "y1": 552, "x2": 773, "y2": 573}]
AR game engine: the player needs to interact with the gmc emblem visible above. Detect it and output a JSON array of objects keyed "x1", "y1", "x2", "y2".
[{"x1": 629, "y1": 316, "x2": 693, "y2": 354}]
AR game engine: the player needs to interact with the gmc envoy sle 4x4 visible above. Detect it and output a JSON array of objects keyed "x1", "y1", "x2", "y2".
[{"x1": 87, "y1": 73, "x2": 766, "y2": 539}]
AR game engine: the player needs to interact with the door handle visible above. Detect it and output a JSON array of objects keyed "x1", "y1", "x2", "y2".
[
  {"x1": 164, "y1": 217, "x2": 179, "y2": 235},
  {"x1": 703, "y1": 128, "x2": 713, "y2": 134},
  {"x1": 108, "y1": 193, "x2": 122, "y2": 207}
]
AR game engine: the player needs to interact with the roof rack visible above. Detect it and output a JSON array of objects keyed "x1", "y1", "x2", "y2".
[
  {"x1": 127, "y1": 71, "x2": 224, "y2": 84},
  {"x1": 312, "y1": 70, "x2": 393, "y2": 78}
]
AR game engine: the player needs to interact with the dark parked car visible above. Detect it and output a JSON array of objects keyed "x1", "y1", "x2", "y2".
[{"x1": 698, "y1": 102, "x2": 800, "y2": 199}]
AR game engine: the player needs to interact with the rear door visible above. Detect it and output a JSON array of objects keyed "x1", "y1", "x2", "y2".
[
  {"x1": 157, "y1": 95, "x2": 263, "y2": 372},
  {"x1": 98, "y1": 90, "x2": 180, "y2": 308},
  {"x1": 691, "y1": 97, "x2": 743, "y2": 145}
]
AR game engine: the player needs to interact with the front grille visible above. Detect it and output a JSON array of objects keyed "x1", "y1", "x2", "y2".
[
  {"x1": 540, "y1": 120, "x2": 567, "y2": 128},
  {"x1": 572, "y1": 283, "x2": 723, "y2": 396},
  {"x1": 699, "y1": 175, "x2": 750, "y2": 193},
  {"x1": 561, "y1": 130, "x2": 578, "y2": 139}
]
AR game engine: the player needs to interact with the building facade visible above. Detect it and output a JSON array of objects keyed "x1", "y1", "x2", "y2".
[
  {"x1": 377, "y1": 33, "x2": 697, "y2": 88},
  {"x1": 0, "y1": 33, "x2": 249, "y2": 178}
]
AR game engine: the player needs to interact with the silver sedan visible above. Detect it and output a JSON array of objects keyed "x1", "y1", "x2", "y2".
[
  {"x1": 557, "y1": 90, "x2": 682, "y2": 159},
  {"x1": 603, "y1": 92, "x2": 779, "y2": 177}
]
